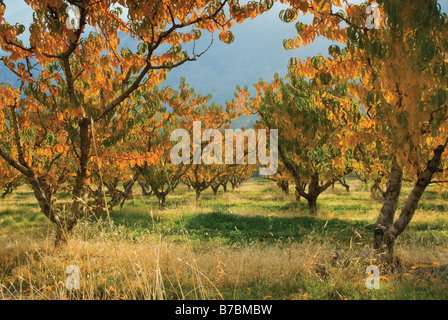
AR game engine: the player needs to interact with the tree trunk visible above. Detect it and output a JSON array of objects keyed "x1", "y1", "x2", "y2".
[
  {"x1": 373, "y1": 157, "x2": 404, "y2": 261},
  {"x1": 307, "y1": 196, "x2": 318, "y2": 216},
  {"x1": 278, "y1": 180, "x2": 289, "y2": 195},
  {"x1": 55, "y1": 219, "x2": 77, "y2": 247},
  {"x1": 120, "y1": 173, "x2": 139, "y2": 208},
  {"x1": 65, "y1": 119, "x2": 91, "y2": 237},
  {"x1": 370, "y1": 181, "x2": 378, "y2": 199},
  {"x1": 371, "y1": 178, "x2": 385, "y2": 200},
  {"x1": 306, "y1": 174, "x2": 320, "y2": 216},
  {"x1": 27, "y1": 118, "x2": 91, "y2": 247},
  {"x1": 139, "y1": 182, "x2": 152, "y2": 196},
  {"x1": 338, "y1": 178, "x2": 350, "y2": 192},
  {"x1": 355, "y1": 172, "x2": 367, "y2": 183},
  {"x1": 375, "y1": 147, "x2": 445, "y2": 262},
  {"x1": 195, "y1": 189, "x2": 201, "y2": 201},
  {"x1": 158, "y1": 194, "x2": 166, "y2": 210},
  {"x1": 295, "y1": 188, "x2": 301, "y2": 201},
  {"x1": 211, "y1": 182, "x2": 220, "y2": 196},
  {"x1": 295, "y1": 183, "x2": 306, "y2": 201}
]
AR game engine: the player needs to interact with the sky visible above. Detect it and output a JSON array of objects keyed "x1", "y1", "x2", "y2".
[{"x1": 160, "y1": 5, "x2": 334, "y2": 105}]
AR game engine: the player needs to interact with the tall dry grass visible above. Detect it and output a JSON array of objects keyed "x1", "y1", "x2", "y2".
[{"x1": 0, "y1": 215, "x2": 380, "y2": 300}]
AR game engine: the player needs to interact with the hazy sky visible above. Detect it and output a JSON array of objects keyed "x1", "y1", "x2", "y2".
[{"x1": 162, "y1": 5, "x2": 334, "y2": 105}]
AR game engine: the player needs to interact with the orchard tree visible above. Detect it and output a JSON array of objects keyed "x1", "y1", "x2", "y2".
[
  {"x1": 185, "y1": 164, "x2": 223, "y2": 200},
  {"x1": 283, "y1": 0, "x2": 448, "y2": 261},
  {"x1": 0, "y1": 161, "x2": 23, "y2": 199},
  {"x1": 0, "y1": 95, "x2": 24, "y2": 199},
  {"x1": 0, "y1": 0, "x2": 273, "y2": 245},
  {"x1": 238, "y1": 72, "x2": 362, "y2": 215},
  {"x1": 0, "y1": 82, "x2": 72, "y2": 208}
]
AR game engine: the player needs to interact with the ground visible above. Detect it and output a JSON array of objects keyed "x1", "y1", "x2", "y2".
[{"x1": 1, "y1": 176, "x2": 448, "y2": 300}]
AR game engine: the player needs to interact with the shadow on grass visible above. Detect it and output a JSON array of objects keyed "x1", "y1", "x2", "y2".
[
  {"x1": 416, "y1": 203, "x2": 448, "y2": 212},
  {"x1": 105, "y1": 209, "x2": 376, "y2": 245},
  {"x1": 200, "y1": 199, "x2": 306, "y2": 212},
  {"x1": 324, "y1": 203, "x2": 372, "y2": 213},
  {"x1": 0, "y1": 207, "x2": 52, "y2": 234},
  {"x1": 178, "y1": 212, "x2": 375, "y2": 245}
]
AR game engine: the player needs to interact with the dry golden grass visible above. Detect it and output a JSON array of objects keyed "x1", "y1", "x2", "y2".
[{"x1": 0, "y1": 223, "x2": 371, "y2": 300}]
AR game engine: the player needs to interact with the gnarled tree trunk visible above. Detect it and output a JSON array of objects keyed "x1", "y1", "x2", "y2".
[
  {"x1": 374, "y1": 146, "x2": 445, "y2": 262},
  {"x1": 211, "y1": 182, "x2": 220, "y2": 196},
  {"x1": 373, "y1": 157, "x2": 403, "y2": 262},
  {"x1": 139, "y1": 182, "x2": 153, "y2": 196},
  {"x1": 371, "y1": 178, "x2": 386, "y2": 200},
  {"x1": 338, "y1": 178, "x2": 350, "y2": 192},
  {"x1": 158, "y1": 193, "x2": 166, "y2": 210}
]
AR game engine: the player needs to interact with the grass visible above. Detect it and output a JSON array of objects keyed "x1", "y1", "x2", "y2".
[{"x1": 1, "y1": 176, "x2": 448, "y2": 300}]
